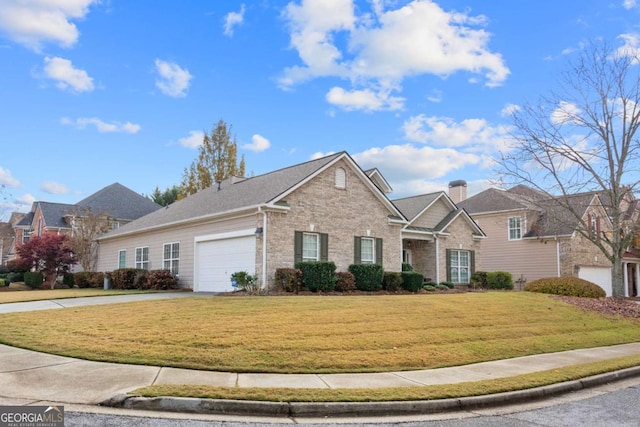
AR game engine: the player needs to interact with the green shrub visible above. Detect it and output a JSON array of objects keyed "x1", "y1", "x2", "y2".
[
  {"x1": 401, "y1": 263, "x2": 414, "y2": 272},
  {"x1": 6, "y1": 259, "x2": 30, "y2": 274},
  {"x1": 348, "y1": 264, "x2": 384, "y2": 291},
  {"x1": 24, "y1": 271, "x2": 44, "y2": 289},
  {"x1": 435, "y1": 284, "x2": 450, "y2": 291},
  {"x1": 382, "y1": 272, "x2": 403, "y2": 291},
  {"x1": 295, "y1": 261, "x2": 336, "y2": 292},
  {"x1": 424, "y1": 285, "x2": 436, "y2": 292},
  {"x1": 401, "y1": 271, "x2": 424, "y2": 292},
  {"x1": 147, "y1": 270, "x2": 179, "y2": 290},
  {"x1": 335, "y1": 271, "x2": 356, "y2": 292},
  {"x1": 74, "y1": 272, "x2": 105, "y2": 288},
  {"x1": 439, "y1": 281, "x2": 454, "y2": 289},
  {"x1": 62, "y1": 273, "x2": 75, "y2": 287},
  {"x1": 487, "y1": 271, "x2": 514, "y2": 290},
  {"x1": 470, "y1": 271, "x2": 488, "y2": 288},
  {"x1": 0, "y1": 278, "x2": 6, "y2": 287},
  {"x1": 524, "y1": 277, "x2": 606, "y2": 298},
  {"x1": 110, "y1": 268, "x2": 148, "y2": 290},
  {"x1": 275, "y1": 268, "x2": 302, "y2": 293}
]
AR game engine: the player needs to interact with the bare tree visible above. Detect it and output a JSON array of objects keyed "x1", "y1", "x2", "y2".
[
  {"x1": 498, "y1": 40, "x2": 640, "y2": 297},
  {"x1": 68, "y1": 207, "x2": 111, "y2": 271}
]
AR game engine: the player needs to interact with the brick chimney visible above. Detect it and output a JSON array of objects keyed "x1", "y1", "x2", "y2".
[{"x1": 448, "y1": 180, "x2": 467, "y2": 204}]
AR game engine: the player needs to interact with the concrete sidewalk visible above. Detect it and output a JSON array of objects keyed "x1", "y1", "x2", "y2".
[{"x1": 1, "y1": 342, "x2": 640, "y2": 407}]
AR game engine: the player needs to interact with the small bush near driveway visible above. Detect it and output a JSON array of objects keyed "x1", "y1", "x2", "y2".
[{"x1": 525, "y1": 277, "x2": 606, "y2": 298}]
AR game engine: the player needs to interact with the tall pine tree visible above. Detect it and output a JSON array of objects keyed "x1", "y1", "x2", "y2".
[{"x1": 180, "y1": 119, "x2": 246, "y2": 196}]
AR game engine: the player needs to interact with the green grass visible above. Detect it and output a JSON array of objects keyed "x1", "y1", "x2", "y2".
[
  {"x1": 0, "y1": 288, "x2": 152, "y2": 304},
  {"x1": 132, "y1": 354, "x2": 640, "y2": 402},
  {"x1": 0, "y1": 292, "x2": 638, "y2": 374}
]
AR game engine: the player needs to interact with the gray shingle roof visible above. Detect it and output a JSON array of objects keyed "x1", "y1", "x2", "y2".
[
  {"x1": 100, "y1": 152, "x2": 345, "y2": 239},
  {"x1": 392, "y1": 192, "x2": 443, "y2": 220},
  {"x1": 457, "y1": 187, "x2": 536, "y2": 214},
  {"x1": 76, "y1": 182, "x2": 161, "y2": 220},
  {"x1": 37, "y1": 202, "x2": 75, "y2": 228}
]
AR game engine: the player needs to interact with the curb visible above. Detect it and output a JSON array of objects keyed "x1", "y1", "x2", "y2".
[{"x1": 101, "y1": 366, "x2": 640, "y2": 418}]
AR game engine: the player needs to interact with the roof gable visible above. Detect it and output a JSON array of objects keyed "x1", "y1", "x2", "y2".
[{"x1": 76, "y1": 182, "x2": 161, "y2": 220}]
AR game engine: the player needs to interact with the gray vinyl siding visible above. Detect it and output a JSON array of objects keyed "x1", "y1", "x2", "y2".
[{"x1": 411, "y1": 198, "x2": 451, "y2": 229}]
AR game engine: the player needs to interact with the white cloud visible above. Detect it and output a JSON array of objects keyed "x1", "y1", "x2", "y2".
[
  {"x1": 501, "y1": 103, "x2": 521, "y2": 117},
  {"x1": 550, "y1": 101, "x2": 582, "y2": 125},
  {"x1": 155, "y1": 59, "x2": 192, "y2": 97},
  {"x1": 16, "y1": 193, "x2": 35, "y2": 205},
  {"x1": 43, "y1": 56, "x2": 94, "y2": 93},
  {"x1": 280, "y1": 0, "x2": 509, "y2": 103},
  {"x1": 179, "y1": 131, "x2": 204, "y2": 148},
  {"x1": 326, "y1": 86, "x2": 404, "y2": 111},
  {"x1": 353, "y1": 144, "x2": 480, "y2": 181},
  {"x1": 224, "y1": 4, "x2": 245, "y2": 37},
  {"x1": 311, "y1": 151, "x2": 336, "y2": 159},
  {"x1": 0, "y1": 167, "x2": 20, "y2": 187},
  {"x1": 62, "y1": 117, "x2": 141, "y2": 133},
  {"x1": 403, "y1": 114, "x2": 512, "y2": 152},
  {"x1": 616, "y1": 33, "x2": 640, "y2": 62},
  {"x1": 41, "y1": 181, "x2": 70, "y2": 194},
  {"x1": 623, "y1": 0, "x2": 637, "y2": 10},
  {"x1": 243, "y1": 134, "x2": 271, "y2": 152},
  {"x1": 0, "y1": 0, "x2": 98, "y2": 51}
]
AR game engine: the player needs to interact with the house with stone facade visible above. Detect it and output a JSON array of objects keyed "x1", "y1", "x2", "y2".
[
  {"x1": 457, "y1": 183, "x2": 640, "y2": 296},
  {"x1": 95, "y1": 152, "x2": 484, "y2": 291}
]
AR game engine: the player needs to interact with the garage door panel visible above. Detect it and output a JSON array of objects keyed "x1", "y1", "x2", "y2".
[
  {"x1": 196, "y1": 235, "x2": 256, "y2": 292},
  {"x1": 578, "y1": 266, "x2": 612, "y2": 297}
]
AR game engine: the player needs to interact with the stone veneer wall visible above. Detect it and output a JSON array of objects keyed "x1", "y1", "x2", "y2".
[{"x1": 256, "y1": 159, "x2": 403, "y2": 287}]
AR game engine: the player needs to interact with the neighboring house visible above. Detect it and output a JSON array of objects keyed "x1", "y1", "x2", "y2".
[
  {"x1": 0, "y1": 212, "x2": 25, "y2": 266},
  {"x1": 96, "y1": 152, "x2": 484, "y2": 291},
  {"x1": 393, "y1": 189, "x2": 485, "y2": 285},
  {"x1": 457, "y1": 183, "x2": 640, "y2": 296},
  {"x1": 11, "y1": 183, "x2": 161, "y2": 270}
]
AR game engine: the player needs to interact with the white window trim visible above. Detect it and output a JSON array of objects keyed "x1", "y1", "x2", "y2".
[
  {"x1": 361, "y1": 237, "x2": 375, "y2": 264},
  {"x1": 135, "y1": 246, "x2": 149, "y2": 270},
  {"x1": 163, "y1": 242, "x2": 180, "y2": 275},
  {"x1": 118, "y1": 249, "x2": 126, "y2": 269},
  {"x1": 302, "y1": 232, "x2": 320, "y2": 261},
  {"x1": 450, "y1": 250, "x2": 470, "y2": 284},
  {"x1": 508, "y1": 216, "x2": 523, "y2": 241}
]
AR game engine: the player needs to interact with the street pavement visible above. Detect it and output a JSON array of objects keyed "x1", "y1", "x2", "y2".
[{"x1": 0, "y1": 293, "x2": 639, "y2": 418}]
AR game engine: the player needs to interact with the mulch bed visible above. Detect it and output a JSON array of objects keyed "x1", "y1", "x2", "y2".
[{"x1": 555, "y1": 296, "x2": 640, "y2": 319}]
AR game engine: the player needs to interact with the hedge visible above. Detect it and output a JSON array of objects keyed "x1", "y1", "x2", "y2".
[
  {"x1": 24, "y1": 271, "x2": 44, "y2": 289},
  {"x1": 335, "y1": 271, "x2": 356, "y2": 292},
  {"x1": 275, "y1": 268, "x2": 302, "y2": 293},
  {"x1": 401, "y1": 271, "x2": 424, "y2": 292},
  {"x1": 524, "y1": 277, "x2": 606, "y2": 298},
  {"x1": 486, "y1": 271, "x2": 514, "y2": 290},
  {"x1": 73, "y1": 271, "x2": 104, "y2": 288},
  {"x1": 349, "y1": 264, "x2": 384, "y2": 291},
  {"x1": 110, "y1": 268, "x2": 149, "y2": 290},
  {"x1": 295, "y1": 261, "x2": 336, "y2": 292},
  {"x1": 382, "y1": 272, "x2": 403, "y2": 291}
]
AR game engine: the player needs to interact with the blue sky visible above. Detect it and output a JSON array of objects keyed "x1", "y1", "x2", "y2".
[{"x1": 1, "y1": 0, "x2": 639, "y2": 218}]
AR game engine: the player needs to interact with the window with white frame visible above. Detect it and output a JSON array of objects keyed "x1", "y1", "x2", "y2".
[
  {"x1": 22, "y1": 230, "x2": 31, "y2": 244},
  {"x1": 163, "y1": 242, "x2": 180, "y2": 275},
  {"x1": 402, "y1": 248, "x2": 412, "y2": 265},
  {"x1": 508, "y1": 216, "x2": 522, "y2": 240},
  {"x1": 302, "y1": 233, "x2": 319, "y2": 261},
  {"x1": 360, "y1": 237, "x2": 375, "y2": 264},
  {"x1": 118, "y1": 250, "x2": 126, "y2": 269},
  {"x1": 449, "y1": 250, "x2": 470, "y2": 284},
  {"x1": 135, "y1": 246, "x2": 149, "y2": 270},
  {"x1": 335, "y1": 167, "x2": 346, "y2": 189}
]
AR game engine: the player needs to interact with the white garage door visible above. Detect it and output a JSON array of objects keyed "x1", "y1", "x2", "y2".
[
  {"x1": 578, "y1": 266, "x2": 612, "y2": 296},
  {"x1": 195, "y1": 234, "x2": 256, "y2": 292}
]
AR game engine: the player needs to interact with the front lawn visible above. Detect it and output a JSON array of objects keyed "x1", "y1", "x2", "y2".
[
  {"x1": 0, "y1": 292, "x2": 638, "y2": 374},
  {"x1": 0, "y1": 288, "x2": 151, "y2": 304}
]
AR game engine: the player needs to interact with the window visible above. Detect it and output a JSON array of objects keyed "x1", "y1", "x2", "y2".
[
  {"x1": 302, "y1": 233, "x2": 319, "y2": 261},
  {"x1": 22, "y1": 230, "x2": 31, "y2": 244},
  {"x1": 508, "y1": 216, "x2": 522, "y2": 240},
  {"x1": 402, "y1": 249, "x2": 412, "y2": 265},
  {"x1": 163, "y1": 242, "x2": 180, "y2": 275},
  {"x1": 118, "y1": 250, "x2": 126, "y2": 269},
  {"x1": 294, "y1": 231, "x2": 328, "y2": 263},
  {"x1": 335, "y1": 167, "x2": 346, "y2": 189},
  {"x1": 135, "y1": 247, "x2": 149, "y2": 270},
  {"x1": 449, "y1": 250, "x2": 471, "y2": 284},
  {"x1": 360, "y1": 237, "x2": 375, "y2": 264},
  {"x1": 354, "y1": 236, "x2": 383, "y2": 265}
]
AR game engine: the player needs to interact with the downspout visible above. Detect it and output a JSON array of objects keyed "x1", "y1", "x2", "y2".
[
  {"x1": 258, "y1": 207, "x2": 267, "y2": 287},
  {"x1": 556, "y1": 238, "x2": 560, "y2": 277},
  {"x1": 435, "y1": 234, "x2": 440, "y2": 284}
]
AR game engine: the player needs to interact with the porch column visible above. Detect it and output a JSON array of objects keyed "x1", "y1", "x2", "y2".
[
  {"x1": 636, "y1": 263, "x2": 640, "y2": 297},
  {"x1": 623, "y1": 262, "x2": 629, "y2": 297}
]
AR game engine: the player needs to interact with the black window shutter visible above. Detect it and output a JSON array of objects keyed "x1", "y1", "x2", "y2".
[
  {"x1": 354, "y1": 236, "x2": 361, "y2": 264},
  {"x1": 320, "y1": 233, "x2": 329, "y2": 261},
  {"x1": 470, "y1": 250, "x2": 475, "y2": 275},
  {"x1": 375, "y1": 238, "x2": 383, "y2": 265},
  {"x1": 446, "y1": 249, "x2": 452, "y2": 282},
  {"x1": 294, "y1": 231, "x2": 303, "y2": 265}
]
